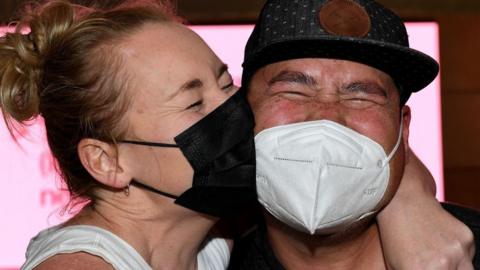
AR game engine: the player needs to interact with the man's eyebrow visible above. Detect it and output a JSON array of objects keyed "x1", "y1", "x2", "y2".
[
  {"x1": 342, "y1": 81, "x2": 388, "y2": 97},
  {"x1": 268, "y1": 70, "x2": 317, "y2": 88}
]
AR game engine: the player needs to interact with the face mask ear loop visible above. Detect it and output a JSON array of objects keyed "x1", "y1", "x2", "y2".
[
  {"x1": 130, "y1": 179, "x2": 179, "y2": 200},
  {"x1": 120, "y1": 140, "x2": 179, "y2": 148},
  {"x1": 381, "y1": 112, "x2": 404, "y2": 167}
]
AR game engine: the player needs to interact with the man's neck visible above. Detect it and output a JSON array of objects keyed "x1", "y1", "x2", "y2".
[{"x1": 264, "y1": 214, "x2": 387, "y2": 270}]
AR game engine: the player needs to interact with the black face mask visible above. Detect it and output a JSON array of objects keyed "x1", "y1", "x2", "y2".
[{"x1": 120, "y1": 90, "x2": 257, "y2": 217}]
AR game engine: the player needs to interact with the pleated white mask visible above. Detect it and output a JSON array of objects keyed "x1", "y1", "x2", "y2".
[{"x1": 255, "y1": 119, "x2": 403, "y2": 235}]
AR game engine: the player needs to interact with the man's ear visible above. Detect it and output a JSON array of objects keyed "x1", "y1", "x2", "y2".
[
  {"x1": 401, "y1": 105, "x2": 412, "y2": 158},
  {"x1": 77, "y1": 138, "x2": 130, "y2": 189}
]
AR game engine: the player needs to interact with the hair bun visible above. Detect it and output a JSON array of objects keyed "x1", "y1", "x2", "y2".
[
  {"x1": 0, "y1": 30, "x2": 43, "y2": 123},
  {"x1": 0, "y1": 1, "x2": 76, "y2": 124}
]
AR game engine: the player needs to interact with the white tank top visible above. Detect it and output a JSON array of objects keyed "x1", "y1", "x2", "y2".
[{"x1": 20, "y1": 225, "x2": 230, "y2": 270}]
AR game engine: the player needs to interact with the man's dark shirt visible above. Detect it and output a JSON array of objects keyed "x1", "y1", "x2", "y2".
[{"x1": 228, "y1": 203, "x2": 480, "y2": 269}]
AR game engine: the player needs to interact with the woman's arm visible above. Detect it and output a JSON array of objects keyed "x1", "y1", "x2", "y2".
[{"x1": 378, "y1": 150, "x2": 475, "y2": 269}]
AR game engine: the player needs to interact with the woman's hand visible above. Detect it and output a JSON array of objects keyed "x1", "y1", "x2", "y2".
[{"x1": 377, "y1": 150, "x2": 475, "y2": 270}]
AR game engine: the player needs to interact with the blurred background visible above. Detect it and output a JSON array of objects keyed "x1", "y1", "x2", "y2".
[{"x1": 2, "y1": 0, "x2": 477, "y2": 209}]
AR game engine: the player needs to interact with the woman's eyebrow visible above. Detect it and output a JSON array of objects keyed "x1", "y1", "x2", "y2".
[
  {"x1": 182, "y1": 63, "x2": 229, "y2": 91},
  {"x1": 167, "y1": 64, "x2": 229, "y2": 101},
  {"x1": 268, "y1": 70, "x2": 317, "y2": 88},
  {"x1": 163, "y1": 78, "x2": 203, "y2": 102},
  {"x1": 180, "y1": 79, "x2": 203, "y2": 91}
]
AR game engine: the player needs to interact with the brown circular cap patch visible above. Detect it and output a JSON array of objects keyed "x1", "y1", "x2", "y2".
[{"x1": 318, "y1": 0, "x2": 371, "y2": 37}]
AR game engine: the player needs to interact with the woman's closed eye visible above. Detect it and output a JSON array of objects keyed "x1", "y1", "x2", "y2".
[
  {"x1": 186, "y1": 100, "x2": 203, "y2": 110},
  {"x1": 217, "y1": 65, "x2": 239, "y2": 94},
  {"x1": 222, "y1": 81, "x2": 235, "y2": 91}
]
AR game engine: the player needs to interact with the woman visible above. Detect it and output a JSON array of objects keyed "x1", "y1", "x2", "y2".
[
  {"x1": 1, "y1": 1, "x2": 256, "y2": 269},
  {"x1": 0, "y1": 1, "x2": 473, "y2": 269}
]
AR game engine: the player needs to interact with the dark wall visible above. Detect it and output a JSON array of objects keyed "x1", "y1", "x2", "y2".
[{"x1": 1, "y1": 0, "x2": 479, "y2": 209}]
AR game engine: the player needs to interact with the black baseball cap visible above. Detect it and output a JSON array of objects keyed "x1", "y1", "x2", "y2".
[{"x1": 242, "y1": 0, "x2": 439, "y2": 104}]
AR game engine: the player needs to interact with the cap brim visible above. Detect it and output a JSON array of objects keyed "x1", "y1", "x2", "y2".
[{"x1": 243, "y1": 36, "x2": 439, "y2": 98}]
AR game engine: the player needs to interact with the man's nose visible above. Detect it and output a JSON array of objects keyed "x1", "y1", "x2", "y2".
[{"x1": 305, "y1": 97, "x2": 347, "y2": 126}]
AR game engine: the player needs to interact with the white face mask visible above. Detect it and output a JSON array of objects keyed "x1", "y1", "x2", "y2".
[{"x1": 255, "y1": 119, "x2": 403, "y2": 235}]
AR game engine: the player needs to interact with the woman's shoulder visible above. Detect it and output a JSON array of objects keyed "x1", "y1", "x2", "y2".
[
  {"x1": 21, "y1": 225, "x2": 151, "y2": 270},
  {"x1": 34, "y1": 252, "x2": 114, "y2": 270}
]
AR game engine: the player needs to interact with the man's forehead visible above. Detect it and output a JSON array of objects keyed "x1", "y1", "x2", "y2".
[{"x1": 251, "y1": 58, "x2": 396, "y2": 85}]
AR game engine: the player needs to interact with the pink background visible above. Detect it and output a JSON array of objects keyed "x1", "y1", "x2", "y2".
[{"x1": 0, "y1": 23, "x2": 441, "y2": 268}]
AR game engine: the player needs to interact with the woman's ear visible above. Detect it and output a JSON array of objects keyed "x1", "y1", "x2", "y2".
[{"x1": 77, "y1": 138, "x2": 130, "y2": 189}]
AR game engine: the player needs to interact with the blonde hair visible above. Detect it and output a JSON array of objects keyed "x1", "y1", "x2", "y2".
[{"x1": 0, "y1": 0, "x2": 176, "y2": 205}]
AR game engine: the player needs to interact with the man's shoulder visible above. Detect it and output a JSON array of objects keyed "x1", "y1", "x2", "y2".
[
  {"x1": 442, "y1": 202, "x2": 480, "y2": 268},
  {"x1": 228, "y1": 203, "x2": 480, "y2": 270}
]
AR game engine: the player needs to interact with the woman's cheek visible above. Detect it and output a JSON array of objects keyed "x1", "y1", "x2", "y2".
[{"x1": 167, "y1": 113, "x2": 204, "y2": 137}]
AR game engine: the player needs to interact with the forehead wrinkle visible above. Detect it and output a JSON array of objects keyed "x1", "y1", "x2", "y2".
[{"x1": 138, "y1": 105, "x2": 187, "y2": 125}]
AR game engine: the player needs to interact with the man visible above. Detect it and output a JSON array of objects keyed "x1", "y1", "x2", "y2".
[{"x1": 228, "y1": 0, "x2": 480, "y2": 269}]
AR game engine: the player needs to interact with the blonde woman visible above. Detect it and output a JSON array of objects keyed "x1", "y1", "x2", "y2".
[{"x1": 1, "y1": 1, "x2": 256, "y2": 269}]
